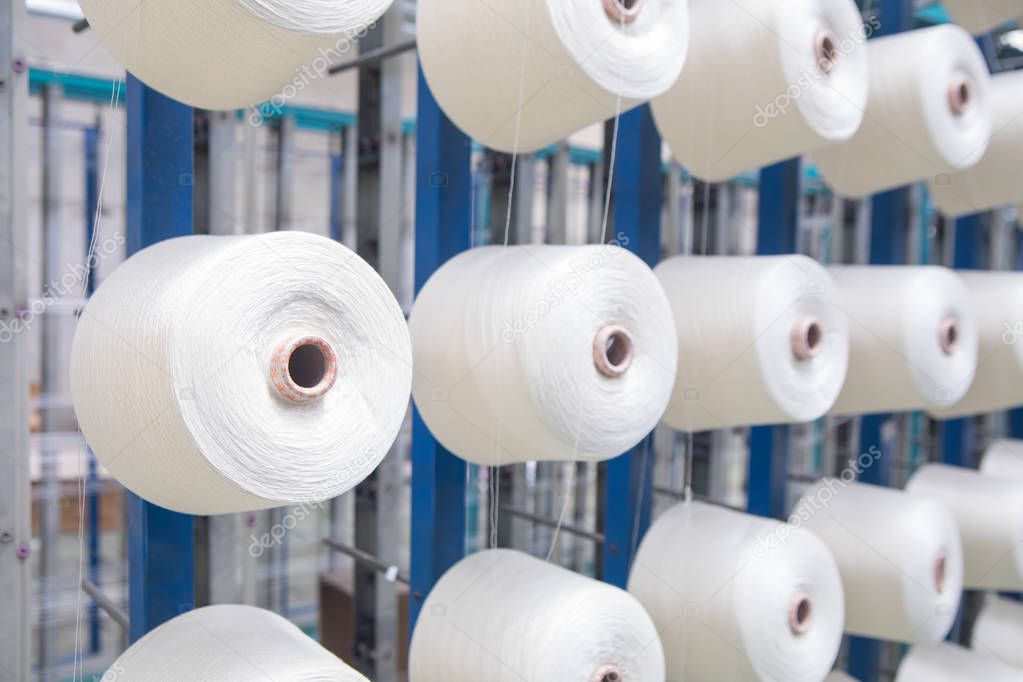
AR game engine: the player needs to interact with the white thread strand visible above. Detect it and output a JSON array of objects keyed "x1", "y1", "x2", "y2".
[
  {"x1": 417, "y1": 0, "x2": 689, "y2": 153},
  {"x1": 895, "y1": 642, "x2": 1022, "y2": 682},
  {"x1": 795, "y1": 480, "x2": 964, "y2": 643},
  {"x1": 71, "y1": 232, "x2": 412, "y2": 514},
  {"x1": 628, "y1": 501, "x2": 845, "y2": 681},
  {"x1": 652, "y1": 0, "x2": 868, "y2": 182},
  {"x1": 409, "y1": 549, "x2": 666, "y2": 681},
  {"x1": 104, "y1": 605, "x2": 368, "y2": 680}
]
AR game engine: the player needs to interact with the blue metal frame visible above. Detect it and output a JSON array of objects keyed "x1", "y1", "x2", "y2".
[
  {"x1": 601, "y1": 105, "x2": 661, "y2": 588},
  {"x1": 124, "y1": 75, "x2": 195, "y2": 642},
  {"x1": 748, "y1": 159, "x2": 800, "y2": 519},
  {"x1": 409, "y1": 65, "x2": 472, "y2": 629},
  {"x1": 84, "y1": 124, "x2": 102, "y2": 654}
]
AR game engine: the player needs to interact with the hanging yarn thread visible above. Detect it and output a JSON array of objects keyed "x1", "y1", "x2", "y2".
[
  {"x1": 409, "y1": 244, "x2": 677, "y2": 466},
  {"x1": 813, "y1": 24, "x2": 992, "y2": 197},
  {"x1": 795, "y1": 480, "x2": 963, "y2": 643},
  {"x1": 78, "y1": 0, "x2": 394, "y2": 110},
  {"x1": 71, "y1": 232, "x2": 412, "y2": 514},
  {"x1": 826, "y1": 265, "x2": 978, "y2": 415},
  {"x1": 408, "y1": 549, "x2": 665, "y2": 682},
  {"x1": 416, "y1": 0, "x2": 690, "y2": 152},
  {"x1": 895, "y1": 642, "x2": 1021, "y2": 682},
  {"x1": 652, "y1": 0, "x2": 869, "y2": 181},
  {"x1": 628, "y1": 502, "x2": 845, "y2": 682},
  {"x1": 906, "y1": 463, "x2": 1023, "y2": 591}
]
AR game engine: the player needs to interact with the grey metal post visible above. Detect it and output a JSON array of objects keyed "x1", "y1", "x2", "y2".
[
  {"x1": 274, "y1": 114, "x2": 296, "y2": 231},
  {"x1": 208, "y1": 110, "x2": 240, "y2": 235}
]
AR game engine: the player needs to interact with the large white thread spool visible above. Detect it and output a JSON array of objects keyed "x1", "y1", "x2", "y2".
[
  {"x1": 627, "y1": 502, "x2": 845, "y2": 682},
  {"x1": 409, "y1": 549, "x2": 666, "y2": 682},
  {"x1": 981, "y1": 439, "x2": 1023, "y2": 478},
  {"x1": 813, "y1": 24, "x2": 992, "y2": 197},
  {"x1": 71, "y1": 232, "x2": 412, "y2": 514},
  {"x1": 971, "y1": 596, "x2": 1023, "y2": 670},
  {"x1": 651, "y1": 0, "x2": 868, "y2": 181},
  {"x1": 77, "y1": 0, "x2": 393, "y2": 110},
  {"x1": 825, "y1": 266, "x2": 978, "y2": 415},
  {"x1": 906, "y1": 463, "x2": 1023, "y2": 591},
  {"x1": 655, "y1": 255, "x2": 849, "y2": 432},
  {"x1": 944, "y1": 0, "x2": 1023, "y2": 35},
  {"x1": 895, "y1": 642, "x2": 1022, "y2": 682},
  {"x1": 104, "y1": 605, "x2": 369, "y2": 681},
  {"x1": 408, "y1": 244, "x2": 677, "y2": 466},
  {"x1": 929, "y1": 272, "x2": 1023, "y2": 418},
  {"x1": 929, "y1": 71, "x2": 1023, "y2": 217},
  {"x1": 416, "y1": 0, "x2": 690, "y2": 152},
  {"x1": 795, "y1": 480, "x2": 963, "y2": 643}
]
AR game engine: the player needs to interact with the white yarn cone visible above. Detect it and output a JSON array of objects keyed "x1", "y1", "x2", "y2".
[
  {"x1": 944, "y1": 0, "x2": 1023, "y2": 35},
  {"x1": 906, "y1": 463, "x2": 1023, "y2": 591},
  {"x1": 105, "y1": 605, "x2": 368, "y2": 681},
  {"x1": 652, "y1": 0, "x2": 868, "y2": 181},
  {"x1": 895, "y1": 642, "x2": 1022, "y2": 682},
  {"x1": 971, "y1": 596, "x2": 1023, "y2": 670},
  {"x1": 409, "y1": 549, "x2": 666, "y2": 682},
  {"x1": 628, "y1": 502, "x2": 845, "y2": 682},
  {"x1": 826, "y1": 265, "x2": 978, "y2": 415},
  {"x1": 417, "y1": 0, "x2": 690, "y2": 152},
  {"x1": 78, "y1": 0, "x2": 393, "y2": 110},
  {"x1": 795, "y1": 480, "x2": 963, "y2": 643},
  {"x1": 656, "y1": 255, "x2": 849, "y2": 432},
  {"x1": 814, "y1": 24, "x2": 992, "y2": 197},
  {"x1": 409, "y1": 244, "x2": 677, "y2": 466},
  {"x1": 71, "y1": 232, "x2": 412, "y2": 514},
  {"x1": 929, "y1": 272, "x2": 1023, "y2": 418},
  {"x1": 981, "y1": 439, "x2": 1023, "y2": 478}
]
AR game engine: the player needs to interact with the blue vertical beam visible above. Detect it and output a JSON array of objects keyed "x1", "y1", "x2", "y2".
[
  {"x1": 409, "y1": 66, "x2": 471, "y2": 628},
  {"x1": 748, "y1": 159, "x2": 800, "y2": 519},
  {"x1": 329, "y1": 148, "x2": 343, "y2": 243},
  {"x1": 124, "y1": 75, "x2": 195, "y2": 643},
  {"x1": 84, "y1": 124, "x2": 102, "y2": 654},
  {"x1": 601, "y1": 105, "x2": 661, "y2": 588}
]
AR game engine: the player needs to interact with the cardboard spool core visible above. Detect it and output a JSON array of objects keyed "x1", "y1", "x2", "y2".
[
  {"x1": 270, "y1": 335, "x2": 338, "y2": 403},
  {"x1": 791, "y1": 316, "x2": 824, "y2": 361},
  {"x1": 591, "y1": 664, "x2": 623, "y2": 682},
  {"x1": 938, "y1": 317, "x2": 958, "y2": 356},
  {"x1": 934, "y1": 552, "x2": 947, "y2": 593},
  {"x1": 594, "y1": 325, "x2": 634, "y2": 378},
  {"x1": 789, "y1": 593, "x2": 813, "y2": 636},
  {"x1": 603, "y1": 0, "x2": 643, "y2": 24},
  {"x1": 948, "y1": 78, "x2": 972, "y2": 116},
  {"x1": 815, "y1": 30, "x2": 839, "y2": 74}
]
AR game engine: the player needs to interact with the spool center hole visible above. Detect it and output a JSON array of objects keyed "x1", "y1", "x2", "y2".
[
  {"x1": 289, "y1": 343, "x2": 328, "y2": 389},
  {"x1": 935, "y1": 554, "x2": 947, "y2": 593},
  {"x1": 604, "y1": 673, "x2": 621, "y2": 682},
  {"x1": 806, "y1": 322, "x2": 822, "y2": 352},
  {"x1": 815, "y1": 31, "x2": 839, "y2": 73},
  {"x1": 603, "y1": 0, "x2": 642, "y2": 22},
  {"x1": 939, "y1": 318, "x2": 959, "y2": 355},
  {"x1": 948, "y1": 80, "x2": 972, "y2": 115},
  {"x1": 795, "y1": 598, "x2": 811, "y2": 627},
  {"x1": 605, "y1": 332, "x2": 630, "y2": 369}
]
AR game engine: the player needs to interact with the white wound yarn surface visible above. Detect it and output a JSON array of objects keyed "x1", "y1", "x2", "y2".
[
  {"x1": 795, "y1": 480, "x2": 963, "y2": 643},
  {"x1": 944, "y1": 0, "x2": 1023, "y2": 35},
  {"x1": 70, "y1": 232, "x2": 412, "y2": 515},
  {"x1": 656, "y1": 255, "x2": 849, "y2": 432},
  {"x1": 814, "y1": 24, "x2": 992, "y2": 197},
  {"x1": 826, "y1": 266, "x2": 978, "y2": 415},
  {"x1": 78, "y1": 0, "x2": 392, "y2": 110},
  {"x1": 929, "y1": 272, "x2": 1023, "y2": 418},
  {"x1": 982, "y1": 439, "x2": 1023, "y2": 478},
  {"x1": 930, "y1": 71, "x2": 1023, "y2": 217},
  {"x1": 971, "y1": 596, "x2": 1023, "y2": 670},
  {"x1": 895, "y1": 642, "x2": 1023, "y2": 682},
  {"x1": 906, "y1": 464, "x2": 1023, "y2": 591},
  {"x1": 409, "y1": 245, "x2": 677, "y2": 466},
  {"x1": 105, "y1": 605, "x2": 368, "y2": 681},
  {"x1": 409, "y1": 549, "x2": 665, "y2": 682},
  {"x1": 627, "y1": 502, "x2": 845, "y2": 682},
  {"x1": 652, "y1": 0, "x2": 868, "y2": 182},
  {"x1": 416, "y1": 0, "x2": 689, "y2": 152}
]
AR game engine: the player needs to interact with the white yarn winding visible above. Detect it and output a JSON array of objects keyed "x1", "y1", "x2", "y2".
[
  {"x1": 929, "y1": 272, "x2": 1023, "y2": 418},
  {"x1": 826, "y1": 266, "x2": 978, "y2": 415},
  {"x1": 416, "y1": 0, "x2": 689, "y2": 152},
  {"x1": 104, "y1": 605, "x2": 368, "y2": 681},
  {"x1": 906, "y1": 463, "x2": 1023, "y2": 591},
  {"x1": 409, "y1": 549, "x2": 665, "y2": 682},
  {"x1": 981, "y1": 439, "x2": 1023, "y2": 478},
  {"x1": 655, "y1": 255, "x2": 849, "y2": 432},
  {"x1": 71, "y1": 232, "x2": 412, "y2": 515},
  {"x1": 409, "y1": 245, "x2": 677, "y2": 466},
  {"x1": 971, "y1": 596, "x2": 1023, "y2": 670},
  {"x1": 813, "y1": 24, "x2": 992, "y2": 197},
  {"x1": 652, "y1": 0, "x2": 868, "y2": 182},
  {"x1": 795, "y1": 480, "x2": 963, "y2": 643},
  {"x1": 895, "y1": 642, "x2": 1022, "y2": 682},
  {"x1": 929, "y1": 71, "x2": 1023, "y2": 217},
  {"x1": 944, "y1": 0, "x2": 1023, "y2": 35},
  {"x1": 627, "y1": 502, "x2": 845, "y2": 682},
  {"x1": 77, "y1": 0, "x2": 393, "y2": 110}
]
